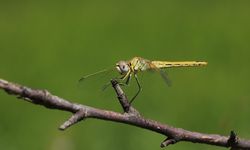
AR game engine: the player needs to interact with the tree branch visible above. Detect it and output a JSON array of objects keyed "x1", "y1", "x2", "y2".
[{"x1": 0, "y1": 78, "x2": 250, "y2": 149}]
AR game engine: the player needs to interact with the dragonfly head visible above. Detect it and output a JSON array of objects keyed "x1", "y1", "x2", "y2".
[{"x1": 116, "y1": 61, "x2": 130, "y2": 75}]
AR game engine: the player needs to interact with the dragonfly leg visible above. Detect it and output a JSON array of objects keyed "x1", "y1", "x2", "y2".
[
  {"x1": 102, "y1": 76, "x2": 122, "y2": 91},
  {"x1": 117, "y1": 73, "x2": 132, "y2": 87},
  {"x1": 116, "y1": 70, "x2": 131, "y2": 87},
  {"x1": 103, "y1": 74, "x2": 129, "y2": 91},
  {"x1": 125, "y1": 73, "x2": 132, "y2": 85},
  {"x1": 120, "y1": 70, "x2": 131, "y2": 80},
  {"x1": 129, "y1": 74, "x2": 142, "y2": 104}
]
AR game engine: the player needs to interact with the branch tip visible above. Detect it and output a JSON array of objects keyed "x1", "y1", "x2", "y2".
[
  {"x1": 110, "y1": 79, "x2": 131, "y2": 112},
  {"x1": 160, "y1": 138, "x2": 177, "y2": 148},
  {"x1": 59, "y1": 110, "x2": 86, "y2": 130},
  {"x1": 111, "y1": 79, "x2": 118, "y2": 85},
  {"x1": 228, "y1": 130, "x2": 238, "y2": 147}
]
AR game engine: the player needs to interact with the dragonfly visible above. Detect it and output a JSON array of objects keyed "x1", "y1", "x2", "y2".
[{"x1": 79, "y1": 57, "x2": 207, "y2": 104}]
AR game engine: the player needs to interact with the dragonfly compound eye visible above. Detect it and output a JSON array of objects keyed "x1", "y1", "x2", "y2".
[{"x1": 116, "y1": 61, "x2": 129, "y2": 74}]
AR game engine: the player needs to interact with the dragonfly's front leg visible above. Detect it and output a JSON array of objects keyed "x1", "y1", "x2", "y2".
[
  {"x1": 102, "y1": 75, "x2": 126, "y2": 91},
  {"x1": 117, "y1": 70, "x2": 131, "y2": 86},
  {"x1": 130, "y1": 74, "x2": 142, "y2": 104},
  {"x1": 116, "y1": 73, "x2": 132, "y2": 87},
  {"x1": 125, "y1": 73, "x2": 132, "y2": 85},
  {"x1": 120, "y1": 70, "x2": 131, "y2": 80}
]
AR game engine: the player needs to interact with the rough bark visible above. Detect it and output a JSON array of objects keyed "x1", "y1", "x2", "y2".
[{"x1": 0, "y1": 78, "x2": 249, "y2": 149}]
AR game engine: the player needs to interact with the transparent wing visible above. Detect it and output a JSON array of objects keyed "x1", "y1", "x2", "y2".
[
  {"x1": 79, "y1": 68, "x2": 113, "y2": 82},
  {"x1": 78, "y1": 67, "x2": 120, "y2": 91},
  {"x1": 77, "y1": 67, "x2": 122, "y2": 103},
  {"x1": 149, "y1": 62, "x2": 172, "y2": 86},
  {"x1": 159, "y1": 69, "x2": 172, "y2": 86}
]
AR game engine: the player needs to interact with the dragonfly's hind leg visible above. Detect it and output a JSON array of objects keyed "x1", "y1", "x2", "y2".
[{"x1": 129, "y1": 74, "x2": 142, "y2": 104}]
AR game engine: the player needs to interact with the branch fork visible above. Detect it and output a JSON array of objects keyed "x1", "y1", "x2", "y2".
[{"x1": 0, "y1": 78, "x2": 250, "y2": 149}]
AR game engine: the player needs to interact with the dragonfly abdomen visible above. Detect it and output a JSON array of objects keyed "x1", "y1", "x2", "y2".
[{"x1": 151, "y1": 61, "x2": 207, "y2": 69}]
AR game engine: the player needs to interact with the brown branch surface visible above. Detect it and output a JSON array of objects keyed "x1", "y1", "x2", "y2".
[{"x1": 0, "y1": 78, "x2": 250, "y2": 149}]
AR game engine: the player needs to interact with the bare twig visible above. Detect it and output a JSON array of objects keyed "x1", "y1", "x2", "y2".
[{"x1": 0, "y1": 78, "x2": 250, "y2": 149}]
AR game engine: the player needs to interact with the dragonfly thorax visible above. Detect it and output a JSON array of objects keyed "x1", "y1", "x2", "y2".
[{"x1": 116, "y1": 60, "x2": 131, "y2": 75}]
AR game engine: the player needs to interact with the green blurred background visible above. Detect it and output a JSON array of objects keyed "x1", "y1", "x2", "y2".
[{"x1": 0, "y1": 1, "x2": 250, "y2": 150}]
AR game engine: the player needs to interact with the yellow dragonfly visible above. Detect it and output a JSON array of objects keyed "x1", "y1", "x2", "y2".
[{"x1": 79, "y1": 57, "x2": 207, "y2": 104}]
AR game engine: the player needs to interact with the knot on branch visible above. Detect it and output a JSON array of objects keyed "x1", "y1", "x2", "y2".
[{"x1": 228, "y1": 131, "x2": 238, "y2": 148}]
